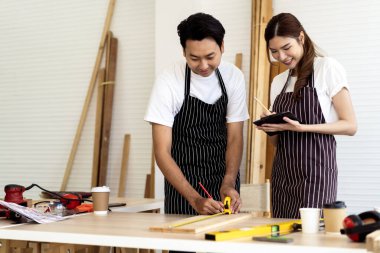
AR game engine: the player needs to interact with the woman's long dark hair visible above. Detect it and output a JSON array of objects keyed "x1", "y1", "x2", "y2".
[{"x1": 265, "y1": 13, "x2": 320, "y2": 100}]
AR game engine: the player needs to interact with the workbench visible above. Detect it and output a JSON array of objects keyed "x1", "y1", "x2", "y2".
[{"x1": 0, "y1": 211, "x2": 367, "y2": 253}]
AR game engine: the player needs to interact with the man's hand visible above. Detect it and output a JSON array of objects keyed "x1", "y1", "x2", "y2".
[
  {"x1": 192, "y1": 197, "x2": 224, "y2": 215},
  {"x1": 220, "y1": 185, "x2": 241, "y2": 213}
]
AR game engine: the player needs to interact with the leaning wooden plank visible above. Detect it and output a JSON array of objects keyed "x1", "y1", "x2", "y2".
[
  {"x1": 60, "y1": 0, "x2": 116, "y2": 191},
  {"x1": 98, "y1": 36, "x2": 118, "y2": 186},
  {"x1": 246, "y1": 0, "x2": 272, "y2": 184},
  {"x1": 149, "y1": 213, "x2": 252, "y2": 234},
  {"x1": 149, "y1": 146, "x2": 155, "y2": 198},
  {"x1": 91, "y1": 68, "x2": 106, "y2": 187},
  {"x1": 235, "y1": 53, "x2": 243, "y2": 70},
  {"x1": 118, "y1": 134, "x2": 131, "y2": 197}
]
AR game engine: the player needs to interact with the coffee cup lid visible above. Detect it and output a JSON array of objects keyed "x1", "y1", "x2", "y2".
[
  {"x1": 323, "y1": 201, "x2": 346, "y2": 209},
  {"x1": 91, "y1": 186, "x2": 110, "y2": 192}
]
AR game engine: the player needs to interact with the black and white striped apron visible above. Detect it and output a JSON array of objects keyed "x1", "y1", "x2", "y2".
[
  {"x1": 165, "y1": 65, "x2": 240, "y2": 215},
  {"x1": 271, "y1": 72, "x2": 337, "y2": 218}
]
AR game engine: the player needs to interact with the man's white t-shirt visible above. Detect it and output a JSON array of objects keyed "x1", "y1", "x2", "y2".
[
  {"x1": 145, "y1": 60, "x2": 249, "y2": 127},
  {"x1": 270, "y1": 57, "x2": 348, "y2": 123}
]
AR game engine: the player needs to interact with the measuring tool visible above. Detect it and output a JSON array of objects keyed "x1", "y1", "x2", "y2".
[
  {"x1": 205, "y1": 219, "x2": 301, "y2": 241},
  {"x1": 168, "y1": 196, "x2": 232, "y2": 228}
]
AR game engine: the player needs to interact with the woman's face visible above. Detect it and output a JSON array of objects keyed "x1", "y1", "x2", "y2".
[{"x1": 268, "y1": 33, "x2": 304, "y2": 70}]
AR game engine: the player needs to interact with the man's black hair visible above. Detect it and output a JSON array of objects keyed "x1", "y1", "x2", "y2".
[{"x1": 177, "y1": 12, "x2": 225, "y2": 49}]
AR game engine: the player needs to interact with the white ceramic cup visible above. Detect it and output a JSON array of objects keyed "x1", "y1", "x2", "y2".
[
  {"x1": 300, "y1": 208, "x2": 321, "y2": 234},
  {"x1": 91, "y1": 186, "x2": 110, "y2": 215}
]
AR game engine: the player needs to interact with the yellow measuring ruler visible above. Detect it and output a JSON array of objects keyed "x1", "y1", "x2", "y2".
[{"x1": 205, "y1": 220, "x2": 301, "y2": 241}]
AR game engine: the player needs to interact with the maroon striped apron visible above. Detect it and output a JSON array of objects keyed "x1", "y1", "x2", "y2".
[{"x1": 271, "y1": 72, "x2": 338, "y2": 218}]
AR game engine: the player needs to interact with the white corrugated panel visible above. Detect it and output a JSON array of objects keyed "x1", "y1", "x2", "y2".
[
  {"x1": 273, "y1": 0, "x2": 380, "y2": 213},
  {"x1": 0, "y1": 0, "x2": 155, "y2": 199}
]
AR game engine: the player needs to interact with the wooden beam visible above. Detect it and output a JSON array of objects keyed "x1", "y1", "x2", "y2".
[
  {"x1": 246, "y1": 0, "x2": 272, "y2": 184},
  {"x1": 118, "y1": 134, "x2": 131, "y2": 197},
  {"x1": 91, "y1": 68, "x2": 106, "y2": 187},
  {"x1": 98, "y1": 34, "x2": 118, "y2": 186},
  {"x1": 60, "y1": 0, "x2": 116, "y2": 191},
  {"x1": 235, "y1": 53, "x2": 243, "y2": 70}
]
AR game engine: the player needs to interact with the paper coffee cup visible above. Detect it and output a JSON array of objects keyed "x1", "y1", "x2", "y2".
[
  {"x1": 300, "y1": 208, "x2": 321, "y2": 234},
  {"x1": 323, "y1": 201, "x2": 347, "y2": 233},
  {"x1": 91, "y1": 186, "x2": 110, "y2": 215}
]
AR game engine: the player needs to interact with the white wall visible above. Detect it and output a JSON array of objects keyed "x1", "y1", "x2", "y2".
[
  {"x1": 0, "y1": 0, "x2": 251, "y2": 201},
  {"x1": 273, "y1": 0, "x2": 380, "y2": 213},
  {"x1": 0, "y1": 0, "x2": 155, "y2": 199}
]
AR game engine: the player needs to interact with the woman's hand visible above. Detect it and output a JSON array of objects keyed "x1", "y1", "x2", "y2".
[{"x1": 257, "y1": 116, "x2": 303, "y2": 133}]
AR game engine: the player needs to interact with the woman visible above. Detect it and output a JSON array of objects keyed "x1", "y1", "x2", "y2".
[{"x1": 257, "y1": 13, "x2": 357, "y2": 218}]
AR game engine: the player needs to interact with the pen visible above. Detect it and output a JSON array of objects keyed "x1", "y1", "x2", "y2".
[
  {"x1": 198, "y1": 182, "x2": 213, "y2": 199},
  {"x1": 254, "y1": 97, "x2": 271, "y2": 113}
]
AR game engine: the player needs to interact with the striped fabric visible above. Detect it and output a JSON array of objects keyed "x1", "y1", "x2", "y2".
[
  {"x1": 271, "y1": 72, "x2": 337, "y2": 218},
  {"x1": 165, "y1": 65, "x2": 240, "y2": 215}
]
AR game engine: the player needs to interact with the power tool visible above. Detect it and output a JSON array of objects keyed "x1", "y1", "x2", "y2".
[
  {"x1": 4, "y1": 184, "x2": 28, "y2": 205},
  {"x1": 0, "y1": 183, "x2": 88, "y2": 221},
  {"x1": 0, "y1": 184, "x2": 28, "y2": 220}
]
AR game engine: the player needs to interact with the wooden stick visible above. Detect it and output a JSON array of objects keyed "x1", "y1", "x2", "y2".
[
  {"x1": 235, "y1": 53, "x2": 243, "y2": 70},
  {"x1": 91, "y1": 68, "x2": 106, "y2": 187},
  {"x1": 144, "y1": 174, "x2": 151, "y2": 198},
  {"x1": 150, "y1": 146, "x2": 156, "y2": 198},
  {"x1": 254, "y1": 97, "x2": 271, "y2": 113},
  {"x1": 98, "y1": 35, "x2": 118, "y2": 186},
  {"x1": 118, "y1": 134, "x2": 131, "y2": 197},
  {"x1": 60, "y1": 0, "x2": 116, "y2": 191}
]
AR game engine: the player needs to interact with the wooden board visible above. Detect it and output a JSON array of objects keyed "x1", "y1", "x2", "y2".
[
  {"x1": 91, "y1": 68, "x2": 106, "y2": 187},
  {"x1": 98, "y1": 35, "x2": 118, "y2": 186},
  {"x1": 149, "y1": 213, "x2": 252, "y2": 234},
  {"x1": 118, "y1": 134, "x2": 131, "y2": 197}
]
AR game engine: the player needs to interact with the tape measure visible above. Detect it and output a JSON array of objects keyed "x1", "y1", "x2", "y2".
[
  {"x1": 169, "y1": 196, "x2": 232, "y2": 228},
  {"x1": 205, "y1": 220, "x2": 301, "y2": 241}
]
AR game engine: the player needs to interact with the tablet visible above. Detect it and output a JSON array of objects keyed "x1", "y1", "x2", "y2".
[
  {"x1": 253, "y1": 111, "x2": 299, "y2": 126},
  {"x1": 253, "y1": 112, "x2": 299, "y2": 136}
]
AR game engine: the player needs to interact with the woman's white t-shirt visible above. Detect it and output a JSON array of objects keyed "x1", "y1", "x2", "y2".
[
  {"x1": 270, "y1": 57, "x2": 348, "y2": 123},
  {"x1": 145, "y1": 60, "x2": 249, "y2": 127}
]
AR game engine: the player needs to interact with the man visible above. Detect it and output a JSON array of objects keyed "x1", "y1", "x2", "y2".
[{"x1": 145, "y1": 12, "x2": 249, "y2": 216}]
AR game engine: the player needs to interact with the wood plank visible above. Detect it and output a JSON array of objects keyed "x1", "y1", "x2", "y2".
[
  {"x1": 144, "y1": 174, "x2": 151, "y2": 198},
  {"x1": 98, "y1": 35, "x2": 118, "y2": 186},
  {"x1": 367, "y1": 230, "x2": 380, "y2": 252},
  {"x1": 149, "y1": 146, "x2": 155, "y2": 198},
  {"x1": 246, "y1": 0, "x2": 272, "y2": 184},
  {"x1": 149, "y1": 213, "x2": 252, "y2": 234},
  {"x1": 91, "y1": 68, "x2": 106, "y2": 187},
  {"x1": 235, "y1": 53, "x2": 243, "y2": 70},
  {"x1": 60, "y1": 0, "x2": 116, "y2": 191},
  {"x1": 118, "y1": 134, "x2": 131, "y2": 197}
]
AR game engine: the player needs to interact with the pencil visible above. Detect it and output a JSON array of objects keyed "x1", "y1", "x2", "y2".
[
  {"x1": 198, "y1": 182, "x2": 213, "y2": 199},
  {"x1": 254, "y1": 97, "x2": 271, "y2": 113}
]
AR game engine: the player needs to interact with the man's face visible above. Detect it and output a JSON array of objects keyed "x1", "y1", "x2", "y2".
[{"x1": 183, "y1": 37, "x2": 224, "y2": 77}]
